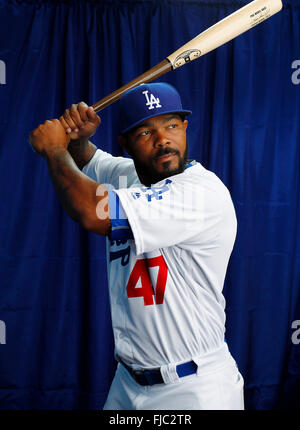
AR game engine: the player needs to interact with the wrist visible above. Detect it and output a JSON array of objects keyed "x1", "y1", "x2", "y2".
[
  {"x1": 69, "y1": 136, "x2": 90, "y2": 146},
  {"x1": 44, "y1": 146, "x2": 68, "y2": 159},
  {"x1": 67, "y1": 139, "x2": 97, "y2": 171}
]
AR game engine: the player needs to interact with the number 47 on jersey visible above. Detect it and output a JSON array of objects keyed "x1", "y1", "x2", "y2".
[{"x1": 126, "y1": 256, "x2": 168, "y2": 306}]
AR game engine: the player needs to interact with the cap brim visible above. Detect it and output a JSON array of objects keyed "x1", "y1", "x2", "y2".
[{"x1": 120, "y1": 110, "x2": 192, "y2": 135}]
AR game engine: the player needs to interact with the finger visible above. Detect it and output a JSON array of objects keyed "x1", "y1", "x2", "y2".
[
  {"x1": 86, "y1": 107, "x2": 101, "y2": 125},
  {"x1": 69, "y1": 104, "x2": 84, "y2": 131},
  {"x1": 28, "y1": 128, "x2": 39, "y2": 149},
  {"x1": 29, "y1": 128, "x2": 37, "y2": 137},
  {"x1": 77, "y1": 101, "x2": 89, "y2": 123},
  {"x1": 63, "y1": 109, "x2": 77, "y2": 131},
  {"x1": 59, "y1": 115, "x2": 72, "y2": 134},
  {"x1": 52, "y1": 118, "x2": 65, "y2": 131}
]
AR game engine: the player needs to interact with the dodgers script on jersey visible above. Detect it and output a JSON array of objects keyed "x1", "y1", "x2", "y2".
[{"x1": 83, "y1": 149, "x2": 237, "y2": 370}]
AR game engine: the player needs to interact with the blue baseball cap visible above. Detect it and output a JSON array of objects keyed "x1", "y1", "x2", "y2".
[{"x1": 118, "y1": 82, "x2": 192, "y2": 135}]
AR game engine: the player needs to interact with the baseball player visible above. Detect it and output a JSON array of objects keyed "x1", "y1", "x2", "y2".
[{"x1": 29, "y1": 82, "x2": 244, "y2": 410}]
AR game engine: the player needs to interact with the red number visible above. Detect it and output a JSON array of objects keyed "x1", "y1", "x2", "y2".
[
  {"x1": 126, "y1": 259, "x2": 154, "y2": 306},
  {"x1": 126, "y1": 256, "x2": 168, "y2": 306},
  {"x1": 146, "y1": 256, "x2": 168, "y2": 305}
]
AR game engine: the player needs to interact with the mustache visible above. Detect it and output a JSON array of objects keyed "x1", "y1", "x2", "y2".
[{"x1": 154, "y1": 147, "x2": 179, "y2": 159}]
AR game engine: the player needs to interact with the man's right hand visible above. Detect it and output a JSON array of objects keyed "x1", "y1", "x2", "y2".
[{"x1": 60, "y1": 102, "x2": 101, "y2": 141}]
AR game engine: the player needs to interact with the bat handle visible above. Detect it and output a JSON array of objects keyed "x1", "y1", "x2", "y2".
[{"x1": 91, "y1": 59, "x2": 172, "y2": 113}]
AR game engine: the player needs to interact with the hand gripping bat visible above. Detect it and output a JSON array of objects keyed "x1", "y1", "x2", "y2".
[{"x1": 92, "y1": 0, "x2": 282, "y2": 113}]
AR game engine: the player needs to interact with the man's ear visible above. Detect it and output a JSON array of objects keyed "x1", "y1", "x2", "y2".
[{"x1": 118, "y1": 135, "x2": 132, "y2": 156}]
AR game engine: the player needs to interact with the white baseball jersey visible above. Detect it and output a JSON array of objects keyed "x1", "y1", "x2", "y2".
[{"x1": 83, "y1": 148, "x2": 237, "y2": 370}]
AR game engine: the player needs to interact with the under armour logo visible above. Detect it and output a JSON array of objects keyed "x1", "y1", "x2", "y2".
[{"x1": 143, "y1": 90, "x2": 162, "y2": 110}]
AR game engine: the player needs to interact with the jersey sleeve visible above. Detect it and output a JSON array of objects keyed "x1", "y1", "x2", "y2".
[
  {"x1": 82, "y1": 147, "x2": 137, "y2": 189},
  {"x1": 109, "y1": 175, "x2": 231, "y2": 255}
]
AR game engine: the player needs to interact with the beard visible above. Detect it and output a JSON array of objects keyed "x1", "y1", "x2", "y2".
[{"x1": 134, "y1": 141, "x2": 189, "y2": 185}]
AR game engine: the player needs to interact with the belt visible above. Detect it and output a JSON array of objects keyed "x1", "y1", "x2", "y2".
[{"x1": 120, "y1": 359, "x2": 198, "y2": 386}]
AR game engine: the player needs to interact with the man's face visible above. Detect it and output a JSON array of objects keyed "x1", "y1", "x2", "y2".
[{"x1": 121, "y1": 113, "x2": 188, "y2": 185}]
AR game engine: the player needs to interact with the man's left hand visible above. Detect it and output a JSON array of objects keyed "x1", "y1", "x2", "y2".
[{"x1": 29, "y1": 119, "x2": 70, "y2": 158}]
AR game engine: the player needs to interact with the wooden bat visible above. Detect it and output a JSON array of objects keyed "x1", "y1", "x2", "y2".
[{"x1": 92, "y1": 0, "x2": 282, "y2": 113}]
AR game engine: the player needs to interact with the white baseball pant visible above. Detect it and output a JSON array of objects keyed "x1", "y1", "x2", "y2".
[{"x1": 103, "y1": 343, "x2": 244, "y2": 410}]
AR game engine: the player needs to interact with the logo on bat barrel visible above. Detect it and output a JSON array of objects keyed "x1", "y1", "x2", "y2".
[{"x1": 172, "y1": 49, "x2": 201, "y2": 69}]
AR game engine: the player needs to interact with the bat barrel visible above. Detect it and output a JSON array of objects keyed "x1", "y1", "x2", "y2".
[
  {"x1": 167, "y1": 0, "x2": 283, "y2": 69},
  {"x1": 92, "y1": 59, "x2": 172, "y2": 113},
  {"x1": 91, "y1": 0, "x2": 283, "y2": 113}
]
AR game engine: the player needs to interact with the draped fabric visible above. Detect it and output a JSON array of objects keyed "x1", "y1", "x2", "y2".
[{"x1": 0, "y1": 0, "x2": 299, "y2": 409}]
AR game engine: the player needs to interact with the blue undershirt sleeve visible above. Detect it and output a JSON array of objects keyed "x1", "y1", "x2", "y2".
[{"x1": 108, "y1": 190, "x2": 134, "y2": 241}]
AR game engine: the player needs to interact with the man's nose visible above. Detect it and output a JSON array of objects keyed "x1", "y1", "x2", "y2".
[{"x1": 153, "y1": 130, "x2": 170, "y2": 147}]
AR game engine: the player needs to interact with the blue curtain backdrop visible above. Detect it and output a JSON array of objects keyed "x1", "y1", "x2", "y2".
[{"x1": 0, "y1": 0, "x2": 299, "y2": 410}]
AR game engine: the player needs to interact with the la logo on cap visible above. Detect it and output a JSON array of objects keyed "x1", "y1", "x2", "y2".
[{"x1": 142, "y1": 90, "x2": 162, "y2": 110}]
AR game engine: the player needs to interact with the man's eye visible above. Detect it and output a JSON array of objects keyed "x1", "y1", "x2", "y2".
[
  {"x1": 168, "y1": 123, "x2": 177, "y2": 129},
  {"x1": 140, "y1": 130, "x2": 150, "y2": 136}
]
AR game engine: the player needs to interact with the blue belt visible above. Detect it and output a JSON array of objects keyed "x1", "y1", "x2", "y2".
[{"x1": 120, "y1": 359, "x2": 198, "y2": 386}]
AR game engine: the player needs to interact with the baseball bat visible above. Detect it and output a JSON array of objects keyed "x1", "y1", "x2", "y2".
[{"x1": 92, "y1": 0, "x2": 282, "y2": 113}]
